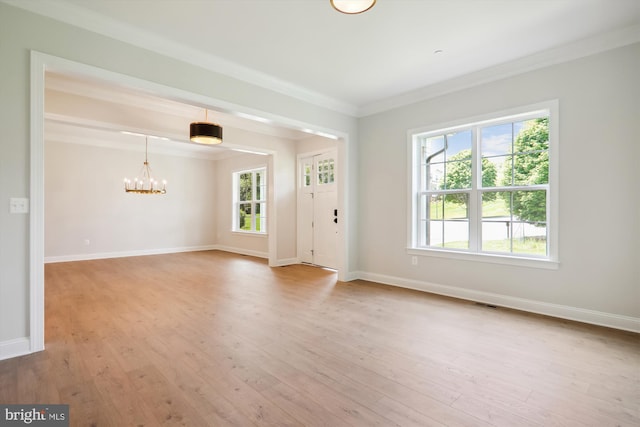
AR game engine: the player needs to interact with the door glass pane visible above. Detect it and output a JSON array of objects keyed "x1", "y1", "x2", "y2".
[
  {"x1": 304, "y1": 164, "x2": 311, "y2": 187},
  {"x1": 328, "y1": 159, "x2": 335, "y2": 183}
]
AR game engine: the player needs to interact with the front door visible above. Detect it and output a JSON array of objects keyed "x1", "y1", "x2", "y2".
[{"x1": 298, "y1": 151, "x2": 338, "y2": 269}]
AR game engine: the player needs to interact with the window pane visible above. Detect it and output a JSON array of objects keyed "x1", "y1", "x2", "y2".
[
  {"x1": 481, "y1": 221, "x2": 512, "y2": 253},
  {"x1": 500, "y1": 155, "x2": 514, "y2": 186},
  {"x1": 444, "y1": 159, "x2": 471, "y2": 190},
  {"x1": 481, "y1": 123, "x2": 512, "y2": 157},
  {"x1": 429, "y1": 194, "x2": 444, "y2": 219},
  {"x1": 257, "y1": 202, "x2": 266, "y2": 232},
  {"x1": 481, "y1": 156, "x2": 501, "y2": 188},
  {"x1": 514, "y1": 119, "x2": 549, "y2": 153},
  {"x1": 418, "y1": 195, "x2": 428, "y2": 246},
  {"x1": 424, "y1": 135, "x2": 445, "y2": 160},
  {"x1": 255, "y1": 202, "x2": 261, "y2": 232},
  {"x1": 445, "y1": 130, "x2": 472, "y2": 159},
  {"x1": 444, "y1": 220, "x2": 469, "y2": 249},
  {"x1": 427, "y1": 163, "x2": 444, "y2": 190},
  {"x1": 239, "y1": 203, "x2": 251, "y2": 230},
  {"x1": 513, "y1": 152, "x2": 549, "y2": 186},
  {"x1": 513, "y1": 190, "x2": 546, "y2": 224},
  {"x1": 444, "y1": 193, "x2": 468, "y2": 219},
  {"x1": 427, "y1": 221, "x2": 444, "y2": 247},
  {"x1": 239, "y1": 173, "x2": 252, "y2": 201},
  {"x1": 481, "y1": 190, "x2": 547, "y2": 256},
  {"x1": 482, "y1": 191, "x2": 512, "y2": 253},
  {"x1": 512, "y1": 222, "x2": 547, "y2": 256},
  {"x1": 482, "y1": 191, "x2": 511, "y2": 218},
  {"x1": 443, "y1": 194, "x2": 469, "y2": 248},
  {"x1": 427, "y1": 194, "x2": 469, "y2": 248}
]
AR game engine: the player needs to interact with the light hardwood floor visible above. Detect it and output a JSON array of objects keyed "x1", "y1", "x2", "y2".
[{"x1": 1, "y1": 251, "x2": 638, "y2": 426}]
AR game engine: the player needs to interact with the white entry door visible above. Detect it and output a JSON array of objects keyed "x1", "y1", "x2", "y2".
[{"x1": 298, "y1": 151, "x2": 338, "y2": 269}]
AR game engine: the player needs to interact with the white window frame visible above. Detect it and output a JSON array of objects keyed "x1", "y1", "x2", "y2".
[
  {"x1": 232, "y1": 167, "x2": 267, "y2": 234},
  {"x1": 407, "y1": 101, "x2": 559, "y2": 269}
]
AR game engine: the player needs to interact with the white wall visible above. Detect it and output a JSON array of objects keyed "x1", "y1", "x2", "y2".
[
  {"x1": 45, "y1": 139, "x2": 217, "y2": 261},
  {"x1": 214, "y1": 128, "x2": 299, "y2": 262},
  {"x1": 358, "y1": 43, "x2": 640, "y2": 326},
  {"x1": 0, "y1": 3, "x2": 358, "y2": 357},
  {"x1": 297, "y1": 135, "x2": 338, "y2": 155}
]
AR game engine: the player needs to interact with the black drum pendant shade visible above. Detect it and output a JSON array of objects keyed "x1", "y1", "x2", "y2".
[{"x1": 190, "y1": 122, "x2": 223, "y2": 145}]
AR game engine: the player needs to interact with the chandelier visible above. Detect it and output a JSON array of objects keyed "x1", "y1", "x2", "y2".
[
  {"x1": 124, "y1": 136, "x2": 167, "y2": 194},
  {"x1": 330, "y1": 0, "x2": 376, "y2": 14}
]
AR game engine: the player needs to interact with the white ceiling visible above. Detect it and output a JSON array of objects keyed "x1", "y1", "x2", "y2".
[{"x1": 9, "y1": 0, "x2": 640, "y2": 116}]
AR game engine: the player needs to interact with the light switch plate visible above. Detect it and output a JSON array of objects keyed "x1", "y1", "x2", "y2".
[{"x1": 9, "y1": 198, "x2": 29, "y2": 214}]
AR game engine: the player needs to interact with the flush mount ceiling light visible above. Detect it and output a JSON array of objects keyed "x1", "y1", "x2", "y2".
[
  {"x1": 190, "y1": 109, "x2": 223, "y2": 145},
  {"x1": 330, "y1": 0, "x2": 376, "y2": 14},
  {"x1": 124, "y1": 136, "x2": 167, "y2": 194}
]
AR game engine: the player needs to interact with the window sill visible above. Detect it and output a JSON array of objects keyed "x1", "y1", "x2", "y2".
[
  {"x1": 407, "y1": 247, "x2": 559, "y2": 270},
  {"x1": 232, "y1": 231, "x2": 268, "y2": 237}
]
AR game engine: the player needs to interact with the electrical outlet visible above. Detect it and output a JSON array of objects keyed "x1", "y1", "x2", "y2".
[
  {"x1": 9, "y1": 198, "x2": 29, "y2": 214},
  {"x1": 411, "y1": 256, "x2": 418, "y2": 266}
]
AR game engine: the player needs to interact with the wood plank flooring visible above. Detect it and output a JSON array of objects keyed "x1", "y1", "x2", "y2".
[{"x1": 1, "y1": 250, "x2": 638, "y2": 426}]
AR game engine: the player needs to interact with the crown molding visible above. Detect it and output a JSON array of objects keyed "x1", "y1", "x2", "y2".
[
  {"x1": 2, "y1": 0, "x2": 359, "y2": 117},
  {"x1": 4, "y1": 1, "x2": 637, "y2": 119},
  {"x1": 358, "y1": 24, "x2": 640, "y2": 117}
]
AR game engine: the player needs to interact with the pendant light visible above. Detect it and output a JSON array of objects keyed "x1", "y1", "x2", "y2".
[
  {"x1": 330, "y1": 0, "x2": 376, "y2": 14},
  {"x1": 190, "y1": 109, "x2": 223, "y2": 145}
]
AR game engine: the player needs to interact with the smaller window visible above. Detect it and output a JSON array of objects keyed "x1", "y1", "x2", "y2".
[{"x1": 233, "y1": 167, "x2": 267, "y2": 233}]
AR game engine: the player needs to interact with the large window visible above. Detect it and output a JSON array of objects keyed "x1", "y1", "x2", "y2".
[
  {"x1": 409, "y1": 102, "x2": 557, "y2": 266},
  {"x1": 233, "y1": 167, "x2": 266, "y2": 233}
]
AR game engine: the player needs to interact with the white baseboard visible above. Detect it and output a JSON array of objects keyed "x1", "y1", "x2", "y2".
[
  {"x1": 271, "y1": 257, "x2": 299, "y2": 267},
  {"x1": 342, "y1": 271, "x2": 361, "y2": 282},
  {"x1": 356, "y1": 271, "x2": 640, "y2": 333},
  {"x1": 44, "y1": 245, "x2": 219, "y2": 263},
  {"x1": 0, "y1": 337, "x2": 31, "y2": 361},
  {"x1": 213, "y1": 245, "x2": 268, "y2": 260}
]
